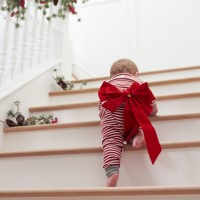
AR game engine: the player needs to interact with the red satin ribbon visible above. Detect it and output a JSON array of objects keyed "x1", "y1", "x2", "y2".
[{"x1": 98, "y1": 81, "x2": 162, "y2": 164}]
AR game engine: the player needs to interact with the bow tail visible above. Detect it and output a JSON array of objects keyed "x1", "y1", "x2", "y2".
[{"x1": 129, "y1": 100, "x2": 162, "y2": 164}]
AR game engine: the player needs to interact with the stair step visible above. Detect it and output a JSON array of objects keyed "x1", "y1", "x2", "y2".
[
  {"x1": 48, "y1": 77, "x2": 200, "y2": 104},
  {"x1": 71, "y1": 65, "x2": 200, "y2": 87},
  {"x1": 51, "y1": 77, "x2": 200, "y2": 95},
  {"x1": 28, "y1": 93, "x2": 200, "y2": 118},
  {"x1": 0, "y1": 140, "x2": 200, "y2": 158},
  {"x1": 3, "y1": 114, "x2": 200, "y2": 152},
  {"x1": 29, "y1": 92, "x2": 200, "y2": 112},
  {"x1": 0, "y1": 185, "x2": 200, "y2": 198},
  {"x1": 4, "y1": 113, "x2": 200, "y2": 133},
  {"x1": 0, "y1": 143, "x2": 199, "y2": 188}
]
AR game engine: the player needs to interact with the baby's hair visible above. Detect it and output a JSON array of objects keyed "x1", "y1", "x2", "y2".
[{"x1": 110, "y1": 58, "x2": 138, "y2": 77}]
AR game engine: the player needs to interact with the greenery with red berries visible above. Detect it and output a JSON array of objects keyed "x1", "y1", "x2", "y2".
[{"x1": 1, "y1": 0, "x2": 89, "y2": 28}]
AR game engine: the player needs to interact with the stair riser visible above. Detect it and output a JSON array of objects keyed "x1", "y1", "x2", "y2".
[
  {"x1": 49, "y1": 81, "x2": 200, "y2": 104},
  {"x1": 154, "y1": 118, "x2": 200, "y2": 142},
  {"x1": 150, "y1": 81, "x2": 200, "y2": 96},
  {"x1": 3, "y1": 119, "x2": 200, "y2": 152},
  {"x1": 141, "y1": 68, "x2": 200, "y2": 82},
  {"x1": 3, "y1": 126, "x2": 102, "y2": 151},
  {"x1": 0, "y1": 148, "x2": 199, "y2": 189},
  {"x1": 158, "y1": 97, "x2": 200, "y2": 115},
  {"x1": 72, "y1": 68, "x2": 200, "y2": 89},
  {"x1": 31, "y1": 97, "x2": 200, "y2": 123},
  {"x1": 49, "y1": 92, "x2": 98, "y2": 105}
]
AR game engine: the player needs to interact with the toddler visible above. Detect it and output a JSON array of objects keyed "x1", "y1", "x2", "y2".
[{"x1": 98, "y1": 59, "x2": 162, "y2": 187}]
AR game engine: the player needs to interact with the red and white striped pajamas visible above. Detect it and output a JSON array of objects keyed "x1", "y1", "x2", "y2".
[{"x1": 98, "y1": 73, "x2": 158, "y2": 170}]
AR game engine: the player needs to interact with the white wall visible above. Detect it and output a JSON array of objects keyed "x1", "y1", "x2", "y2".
[
  {"x1": 136, "y1": 0, "x2": 200, "y2": 70},
  {"x1": 69, "y1": 0, "x2": 200, "y2": 77},
  {"x1": 69, "y1": 0, "x2": 128, "y2": 77}
]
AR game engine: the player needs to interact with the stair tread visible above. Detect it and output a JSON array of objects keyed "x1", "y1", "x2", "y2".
[
  {"x1": 0, "y1": 185, "x2": 200, "y2": 197},
  {"x1": 71, "y1": 65, "x2": 200, "y2": 83},
  {"x1": 29, "y1": 92, "x2": 200, "y2": 112},
  {"x1": 4, "y1": 113, "x2": 200, "y2": 133},
  {"x1": 49, "y1": 77, "x2": 200, "y2": 96},
  {"x1": 0, "y1": 140, "x2": 200, "y2": 158}
]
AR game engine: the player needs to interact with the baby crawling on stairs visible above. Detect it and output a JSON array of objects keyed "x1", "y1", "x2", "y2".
[{"x1": 98, "y1": 58, "x2": 162, "y2": 187}]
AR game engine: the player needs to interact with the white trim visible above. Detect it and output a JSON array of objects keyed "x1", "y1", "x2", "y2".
[{"x1": 0, "y1": 58, "x2": 61, "y2": 100}]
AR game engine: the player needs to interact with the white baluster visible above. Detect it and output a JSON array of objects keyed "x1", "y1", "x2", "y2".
[
  {"x1": 61, "y1": 13, "x2": 73, "y2": 80},
  {"x1": 37, "y1": 13, "x2": 45, "y2": 64},
  {"x1": 19, "y1": 0, "x2": 31, "y2": 74},
  {"x1": 0, "y1": 12, "x2": 11, "y2": 86},
  {"x1": 45, "y1": 4, "x2": 53, "y2": 60},
  {"x1": 0, "y1": 0, "x2": 4, "y2": 9},
  {"x1": 28, "y1": 2, "x2": 38, "y2": 68},
  {"x1": 9, "y1": 23, "x2": 19, "y2": 81},
  {"x1": 0, "y1": 0, "x2": 5, "y2": 10}
]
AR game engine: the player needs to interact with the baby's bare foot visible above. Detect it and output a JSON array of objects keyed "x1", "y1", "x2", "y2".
[
  {"x1": 107, "y1": 173, "x2": 119, "y2": 187},
  {"x1": 132, "y1": 129, "x2": 146, "y2": 148}
]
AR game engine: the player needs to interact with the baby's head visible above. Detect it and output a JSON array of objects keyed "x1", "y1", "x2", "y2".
[{"x1": 110, "y1": 58, "x2": 138, "y2": 78}]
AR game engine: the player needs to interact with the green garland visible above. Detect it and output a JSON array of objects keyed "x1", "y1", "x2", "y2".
[
  {"x1": 0, "y1": 101, "x2": 57, "y2": 127},
  {"x1": 53, "y1": 68, "x2": 87, "y2": 90},
  {"x1": 1, "y1": 0, "x2": 89, "y2": 28},
  {"x1": 53, "y1": 68, "x2": 74, "y2": 90}
]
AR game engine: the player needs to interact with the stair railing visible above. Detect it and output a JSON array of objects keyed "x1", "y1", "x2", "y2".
[{"x1": 0, "y1": 0, "x2": 69, "y2": 100}]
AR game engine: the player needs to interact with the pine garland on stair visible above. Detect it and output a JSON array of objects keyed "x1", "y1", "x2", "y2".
[
  {"x1": 0, "y1": 101, "x2": 57, "y2": 127},
  {"x1": 53, "y1": 68, "x2": 74, "y2": 90},
  {"x1": 53, "y1": 68, "x2": 87, "y2": 90}
]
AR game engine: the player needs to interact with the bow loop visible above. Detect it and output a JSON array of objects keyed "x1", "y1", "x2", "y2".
[
  {"x1": 98, "y1": 81, "x2": 126, "y2": 112},
  {"x1": 129, "y1": 82, "x2": 155, "y2": 115}
]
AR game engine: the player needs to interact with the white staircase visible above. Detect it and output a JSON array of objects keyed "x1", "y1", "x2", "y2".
[{"x1": 0, "y1": 66, "x2": 200, "y2": 199}]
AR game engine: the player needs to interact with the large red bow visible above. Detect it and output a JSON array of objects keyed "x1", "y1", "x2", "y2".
[{"x1": 98, "y1": 81, "x2": 162, "y2": 164}]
